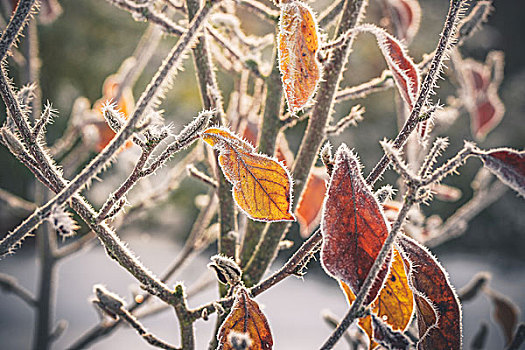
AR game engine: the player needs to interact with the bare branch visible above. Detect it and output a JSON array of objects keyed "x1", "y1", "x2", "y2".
[{"x1": 0, "y1": 273, "x2": 37, "y2": 307}]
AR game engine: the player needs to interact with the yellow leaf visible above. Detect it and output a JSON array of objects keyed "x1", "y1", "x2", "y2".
[
  {"x1": 340, "y1": 249, "x2": 414, "y2": 349},
  {"x1": 202, "y1": 127, "x2": 295, "y2": 222},
  {"x1": 218, "y1": 288, "x2": 273, "y2": 350}
]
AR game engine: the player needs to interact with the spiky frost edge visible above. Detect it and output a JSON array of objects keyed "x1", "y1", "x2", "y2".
[
  {"x1": 353, "y1": 24, "x2": 420, "y2": 107},
  {"x1": 474, "y1": 147, "x2": 525, "y2": 198},
  {"x1": 396, "y1": 234, "x2": 463, "y2": 349},
  {"x1": 321, "y1": 143, "x2": 392, "y2": 299},
  {"x1": 277, "y1": 1, "x2": 322, "y2": 114},
  {"x1": 201, "y1": 126, "x2": 296, "y2": 222}
]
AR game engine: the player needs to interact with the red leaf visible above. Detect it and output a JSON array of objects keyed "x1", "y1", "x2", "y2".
[
  {"x1": 485, "y1": 288, "x2": 519, "y2": 345},
  {"x1": 459, "y1": 52, "x2": 505, "y2": 140},
  {"x1": 397, "y1": 235, "x2": 462, "y2": 350},
  {"x1": 218, "y1": 288, "x2": 273, "y2": 350},
  {"x1": 295, "y1": 167, "x2": 328, "y2": 238},
  {"x1": 384, "y1": 0, "x2": 422, "y2": 43},
  {"x1": 321, "y1": 144, "x2": 391, "y2": 305},
  {"x1": 474, "y1": 148, "x2": 525, "y2": 197},
  {"x1": 357, "y1": 25, "x2": 420, "y2": 109}
]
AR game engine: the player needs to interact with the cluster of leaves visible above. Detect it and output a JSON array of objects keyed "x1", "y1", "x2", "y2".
[{"x1": 0, "y1": 0, "x2": 524, "y2": 349}]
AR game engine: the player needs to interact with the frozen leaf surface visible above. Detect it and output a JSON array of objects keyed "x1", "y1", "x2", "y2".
[
  {"x1": 202, "y1": 127, "x2": 295, "y2": 222},
  {"x1": 474, "y1": 147, "x2": 525, "y2": 197},
  {"x1": 322, "y1": 144, "x2": 391, "y2": 305},
  {"x1": 278, "y1": 1, "x2": 321, "y2": 113},
  {"x1": 397, "y1": 235, "x2": 462, "y2": 350},
  {"x1": 218, "y1": 288, "x2": 273, "y2": 350},
  {"x1": 341, "y1": 249, "x2": 414, "y2": 349}
]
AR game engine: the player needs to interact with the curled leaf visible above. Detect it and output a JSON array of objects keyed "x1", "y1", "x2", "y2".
[
  {"x1": 202, "y1": 127, "x2": 295, "y2": 222},
  {"x1": 295, "y1": 167, "x2": 328, "y2": 238},
  {"x1": 384, "y1": 0, "x2": 422, "y2": 43},
  {"x1": 458, "y1": 51, "x2": 505, "y2": 140},
  {"x1": 485, "y1": 288, "x2": 519, "y2": 345},
  {"x1": 322, "y1": 144, "x2": 391, "y2": 305},
  {"x1": 473, "y1": 147, "x2": 525, "y2": 197},
  {"x1": 356, "y1": 25, "x2": 420, "y2": 108},
  {"x1": 218, "y1": 288, "x2": 273, "y2": 350},
  {"x1": 397, "y1": 235, "x2": 462, "y2": 350},
  {"x1": 278, "y1": 1, "x2": 321, "y2": 113}
]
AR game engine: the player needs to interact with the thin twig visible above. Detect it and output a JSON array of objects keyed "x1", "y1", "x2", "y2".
[
  {"x1": 93, "y1": 286, "x2": 181, "y2": 350},
  {"x1": 108, "y1": 0, "x2": 185, "y2": 35},
  {"x1": 0, "y1": 0, "x2": 219, "y2": 257},
  {"x1": 0, "y1": 273, "x2": 37, "y2": 307},
  {"x1": 243, "y1": 0, "x2": 369, "y2": 286},
  {"x1": 366, "y1": 0, "x2": 466, "y2": 187}
]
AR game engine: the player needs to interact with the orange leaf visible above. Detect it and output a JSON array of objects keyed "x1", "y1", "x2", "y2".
[
  {"x1": 202, "y1": 127, "x2": 295, "y2": 222},
  {"x1": 92, "y1": 75, "x2": 135, "y2": 151},
  {"x1": 218, "y1": 288, "x2": 273, "y2": 350},
  {"x1": 278, "y1": 1, "x2": 321, "y2": 113},
  {"x1": 295, "y1": 167, "x2": 328, "y2": 238},
  {"x1": 340, "y1": 249, "x2": 414, "y2": 349},
  {"x1": 321, "y1": 144, "x2": 391, "y2": 305},
  {"x1": 397, "y1": 235, "x2": 462, "y2": 350}
]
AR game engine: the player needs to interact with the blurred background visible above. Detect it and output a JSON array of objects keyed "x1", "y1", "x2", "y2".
[{"x1": 0, "y1": 0, "x2": 524, "y2": 349}]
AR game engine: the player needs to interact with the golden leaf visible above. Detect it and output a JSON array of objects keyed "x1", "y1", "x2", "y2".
[
  {"x1": 202, "y1": 127, "x2": 295, "y2": 222},
  {"x1": 340, "y1": 249, "x2": 414, "y2": 349}
]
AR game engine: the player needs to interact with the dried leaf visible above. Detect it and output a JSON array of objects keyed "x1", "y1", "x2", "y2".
[
  {"x1": 322, "y1": 144, "x2": 391, "y2": 305},
  {"x1": 295, "y1": 167, "x2": 328, "y2": 238},
  {"x1": 474, "y1": 148, "x2": 525, "y2": 197},
  {"x1": 358, "y1": 25, "x2": 420, "y2": 108},
  {"x1": 486, "y1": 288, "x2": 519, "y2": 345},
  {"x1": 384, "y1": 0, "x2": 422, "y2": 43},
  {"x1": 397, "y1": 235, "x2": 462, "y2": 350},
  {"x1": 202, "y1": 127, "x2": 295, "y2": 222},
  {"x1": 218, "y1": 288, "x2": 273, "y2": 350},
  {"x1": 278, "y1": 1, "x2": 321, "y2": 113},
  {"x1": 458, "y1": 52, "x2": 505, "y2": 140},
  {"x1": 340, "y1": 249, "x2": 414, "y2": 349}
]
